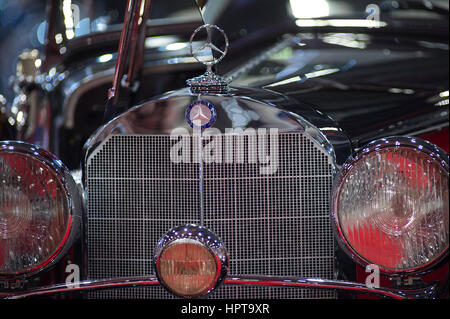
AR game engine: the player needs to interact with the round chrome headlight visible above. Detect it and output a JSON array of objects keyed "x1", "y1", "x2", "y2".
[
  {"x1": 332, "y1": 137, "x2": 449, "y2": 273},
  {"x1": 154, "y1": 224, "x2": 229, "y2": 298},
  {"x1": 0, "y1": 141, "x2": 81, "y2": 277}
]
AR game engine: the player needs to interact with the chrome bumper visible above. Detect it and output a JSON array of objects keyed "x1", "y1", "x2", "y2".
[{"x1": 2, "y1": 275, "x2": 438, "y2": 299}]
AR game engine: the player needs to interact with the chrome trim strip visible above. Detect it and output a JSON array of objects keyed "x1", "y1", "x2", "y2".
[
  {"x1": 222, "y1": 275, "x2": 438, "y2": 299},
  {"x1": 3, "y1": 277, "x2": 160, "y2": 299},
  {"x1": 3, "y1": 275, "x2": 437, "y2": 299},
  {"x1": 198, "y1": 130, "x2": 205, "y2": 225}
]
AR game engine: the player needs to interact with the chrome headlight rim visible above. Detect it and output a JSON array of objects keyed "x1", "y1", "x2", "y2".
[
  {"x1": 153, "y1": 224, "x2": 229, "y2": 298},
  {"x1": 331, "y1": 136, "x2": 449, "y2": 275},
  {"x1": 0, "y1": 141, "x2": 82, "y2": 278}
]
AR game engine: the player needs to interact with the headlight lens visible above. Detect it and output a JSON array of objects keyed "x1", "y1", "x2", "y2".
[
  {"x1": 0, "y1": 142, "x2": 80, "y2": 276},
  {"x1": 154, "y1": 224, "x2": 229, "y2": 298},
  {"x1": 157, "y1": 240, "x2": 218, "y2": 297},
  {"x1": 333, "y1": 137, "x2": 449, "y2": 272}
]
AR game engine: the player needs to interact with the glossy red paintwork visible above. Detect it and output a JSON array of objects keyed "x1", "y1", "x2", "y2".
[{"x1": 418, "y1": 127, "x2": 449, "y2": 153}]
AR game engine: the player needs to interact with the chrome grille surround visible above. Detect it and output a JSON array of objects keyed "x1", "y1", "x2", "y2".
[{"x1": 86, "y1": 131, "x2": 335, "y2": 299}]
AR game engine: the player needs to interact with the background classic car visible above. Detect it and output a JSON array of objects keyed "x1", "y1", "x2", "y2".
[{"x1": 0, "y1": 0, "x2": 448, "y2": 300}]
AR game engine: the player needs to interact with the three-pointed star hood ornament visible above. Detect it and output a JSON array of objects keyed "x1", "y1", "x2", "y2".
[{"x1": 186, "y1": 24, "x2": 231, "y2": 95}]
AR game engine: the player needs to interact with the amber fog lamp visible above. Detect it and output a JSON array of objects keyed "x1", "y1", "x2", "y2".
[
  {"x1": 0, "y1": 141, "x2": 81, "y2": 277},
  {"x1": 332, "y1": 137, "x2": 449, "y2": 273},
  {"x1": 154, "y1": 225, "x2": 229, "y2": 298}
]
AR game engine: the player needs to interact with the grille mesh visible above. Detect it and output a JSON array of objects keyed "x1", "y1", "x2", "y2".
[{"x1": 86, "y1": 132, "x2": 335, "y2": 299}]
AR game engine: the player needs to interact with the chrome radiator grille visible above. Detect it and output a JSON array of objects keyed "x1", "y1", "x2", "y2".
[{"x1": 86, "y1": 132, "x2": 335, "y2": 299}]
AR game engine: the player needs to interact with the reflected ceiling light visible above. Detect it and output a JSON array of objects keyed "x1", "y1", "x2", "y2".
[
  {"x1": 436, "y1": 99, "x2": 449, "y2": 106},
  {"x1": 92, "y1": 17, "x2": 108, "y2": 32},
  {"x1": 55, "y1": 33, "x2": 63, "y2": 44},
  {"x1": 34, "y1": 59, "x2": 42, "y2": 69},
  {"x1": 290, "y1": 0, "x2": 330, "y2": 19},
  {"x1": 296, "y1": 19, "x2": 387, "y2": 28},
  {"x1": 145, "y1": 36, "x2": 179, "y2": 49},
  {"x1": 305, "y1": 68, "x2": 339, "y2": 78},
  {"x1": 36, "y1": 21, "x2": 47, "y2": 45},
  {"x1": 322, "y1": 34, "x2": 368, "y2": 49},
  {"x1": 266, "y1": 67, "x2": 340, "y2": 87},
  {"x1": 266, "y1": 76, "x2": 301, "y2": 87},
  {"x1": 98, "y1": 54, "x2": 113, "y2": 63},
  {"x1": 165, "y1": 42, "x2": 188, "y2": 51},
  {"x1": 388, "y1": 88, "x2": 415, "y2": 95},
  {"x1": 62, "y1": 0, "x2": 75, "y2": 40}
]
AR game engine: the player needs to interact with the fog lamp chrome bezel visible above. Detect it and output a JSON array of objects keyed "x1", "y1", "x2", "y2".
[
  {"x1": 331, "y1": 136, "x2": 449, "y2": 275},
  {"x1": 0, "y1": 141, "x2": 82, "y2": 278},
  {"x1": 153, "y1": 224, "x2": 229, "y2": 298}
]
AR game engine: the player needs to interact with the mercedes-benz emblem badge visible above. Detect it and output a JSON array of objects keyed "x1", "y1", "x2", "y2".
[
  {"x1": 189, "y1": 24, "x2": 229, "y2": 68},
  {"x1": 186, "y1": 100, "x2": 216, "y2": 130}
]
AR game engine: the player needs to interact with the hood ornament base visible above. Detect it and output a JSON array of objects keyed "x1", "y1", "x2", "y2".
[{"x1": 187, "y1": 70, "x2": 230, "y2": 95}]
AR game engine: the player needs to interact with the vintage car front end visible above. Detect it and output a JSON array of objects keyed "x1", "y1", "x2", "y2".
[{"x1": 0, "y1": 0, "x2": 449, "y2": 300}]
